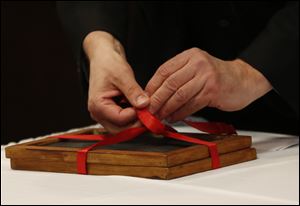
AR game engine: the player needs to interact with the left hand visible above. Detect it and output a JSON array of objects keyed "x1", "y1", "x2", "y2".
[{"x1": 145, "y1": 48, "x2": 272, "y2": 122}]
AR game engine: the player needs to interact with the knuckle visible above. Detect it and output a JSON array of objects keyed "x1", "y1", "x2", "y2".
[
  {"x1": 204, "y1": 79, "x2": 220, "y2": 97},
  {"x1": 165, "y1": 77, "x2": 178, "y2": 92},
  {"x1": 174, "y1": 88, "x2": 186, "y2": 102},
  {"x1": 111, "y1": 66, "x2": 133, "y2": 84},
  {"x1": 149, "y1": 94, "x2": 162, "y2": 114},
  {"x1": 189, "y1": 47, "x2": 201, "y2": 54},
  {"x1": 193, "y1": 58, "x2": 210, "y2": 72},
  {"x1": 151, "y1": 94, "x2": 162, "y2": 106},
  {"x1": 146, "y1": 81, "x2": 158, "y2": 92},
  {"x1": 88, "y1": 99, "x2": 98, "y2": 114},
  {"x1": 206, "y1": 68, "x2": 218, "y2": 79},
  {"x1": 125, "y1": 84, "x2": 139, "y2": 97},
  {"x1": 126, "y1": 84, "x2": 136, "y2": 94},
  {"x1": 87, "y1": 95, "x2": 103, "y2": 114},
  {"x1": 158, "y1": 66, "x2": 170, "y2": 78},
  {"x1": 194, "y1": 59, "x2": 206, "y2": 70}
]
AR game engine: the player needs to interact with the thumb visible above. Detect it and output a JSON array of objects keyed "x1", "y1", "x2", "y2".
[{"x1": 115, "y1": 72, "x2": 150, "y2": 109}]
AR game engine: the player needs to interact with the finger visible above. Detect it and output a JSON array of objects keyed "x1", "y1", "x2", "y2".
[
  {"x1": 145, "y1": 51, "x2": 189, "y2": 96},
  {"x1": 114, "y1": 69, "x2": 150, "y2": 109},
  {"x1": 89, "y1": 90, "x2": 137, "y2": 126},
  {"x1": 148, "y1": 63, "x2": 196, "y2": 114},
  {"x1": 98, "y1": 101, "x2": 137, "y2": 125},
  {"x1": 157, "y1": 75, "x2": 206, "y2": 119},
  {"x1": 168, "y1": 85, "x2": 210, "y2": 122}
]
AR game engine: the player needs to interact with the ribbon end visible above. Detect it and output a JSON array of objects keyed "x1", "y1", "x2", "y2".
[{"x1": 77, "y1": 150, "x2": 88, "y2": 174}]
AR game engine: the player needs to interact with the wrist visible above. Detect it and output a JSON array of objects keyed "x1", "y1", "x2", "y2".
[
  {"x1": 232, "y1": 59, "x2": 272, "y2": 100},
  {"x1": 83, "y1": 31, "x2": 125, "y2": 61}
]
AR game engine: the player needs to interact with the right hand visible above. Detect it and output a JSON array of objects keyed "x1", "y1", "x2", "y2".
[{"x1": 83, "y1": 31, "x2": 150, "y2": 133}]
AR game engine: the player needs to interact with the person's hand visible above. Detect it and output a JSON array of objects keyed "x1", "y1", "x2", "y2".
[
  {"x1": 83, "y1": 31, "x2": 149, "y2": 133},
  {"x1": 145, "y1": 48, "x2": 272, "y2": 122}
]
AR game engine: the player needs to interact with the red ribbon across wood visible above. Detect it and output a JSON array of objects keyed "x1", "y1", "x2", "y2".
[{"x1": 52, "y1": 108, "x2": 236, "y2": 174}]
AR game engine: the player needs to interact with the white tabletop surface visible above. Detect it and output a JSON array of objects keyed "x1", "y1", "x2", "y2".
[{"x1": 1, "y1": 124, "x2": 299, "y2": 205}]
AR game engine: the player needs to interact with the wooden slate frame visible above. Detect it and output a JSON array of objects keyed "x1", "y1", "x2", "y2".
[{"x1": 5, "y1": 128, "x2": 257, "y2": 179}]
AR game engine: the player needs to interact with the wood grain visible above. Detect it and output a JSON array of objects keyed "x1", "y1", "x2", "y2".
[
  {"x1": 5, "y1": 127, "x2": 257, "y2": 179},
  {"x1": 9, "y1": 148, "x2": 256, "y2": 179},
  {"x1": 5, "y1": 132, "x2": 252, "y2": 167}
]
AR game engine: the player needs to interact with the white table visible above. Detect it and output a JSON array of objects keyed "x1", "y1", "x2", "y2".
[{"x1": 1, "y1": 125, "x2": 299, "y2": 205}]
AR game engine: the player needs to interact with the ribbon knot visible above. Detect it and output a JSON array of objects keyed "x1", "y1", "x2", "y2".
[{"x1": 136, "y1": 109, "x2": 166, "y2": 135}]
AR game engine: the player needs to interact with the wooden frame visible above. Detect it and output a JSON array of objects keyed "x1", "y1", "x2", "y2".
[{"x1": 5, "y1": 127, "x2": 257, "y2": 179}]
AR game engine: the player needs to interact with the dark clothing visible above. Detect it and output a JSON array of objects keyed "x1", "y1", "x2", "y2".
[{"x1": 57, "y1": 1, "x2": 299, "y2": 134}]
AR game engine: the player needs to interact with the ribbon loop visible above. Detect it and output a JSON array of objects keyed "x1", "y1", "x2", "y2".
[{"x1": 136, "y1": 109, "x2": 166, "y2": 135}]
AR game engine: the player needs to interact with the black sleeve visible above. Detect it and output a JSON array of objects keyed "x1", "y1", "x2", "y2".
[
  {"x1": 56, "y1": 1, "x2": 128, "y2": 91},
  {"x1": 56, "y1": 1, "x2": 128, "y2": 58},
  {"x1": 239, "y1": 2, "x2": 299, "y2": 117}
]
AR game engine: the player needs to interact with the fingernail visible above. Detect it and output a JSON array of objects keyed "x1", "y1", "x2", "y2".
[{"x1": 136, "y1": 95, "x2": 149, "y2": 106}]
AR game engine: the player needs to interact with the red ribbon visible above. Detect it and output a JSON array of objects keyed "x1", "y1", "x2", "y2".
[{"x1": 53, "y1": 109, "x2": 236, "y2": 174}]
